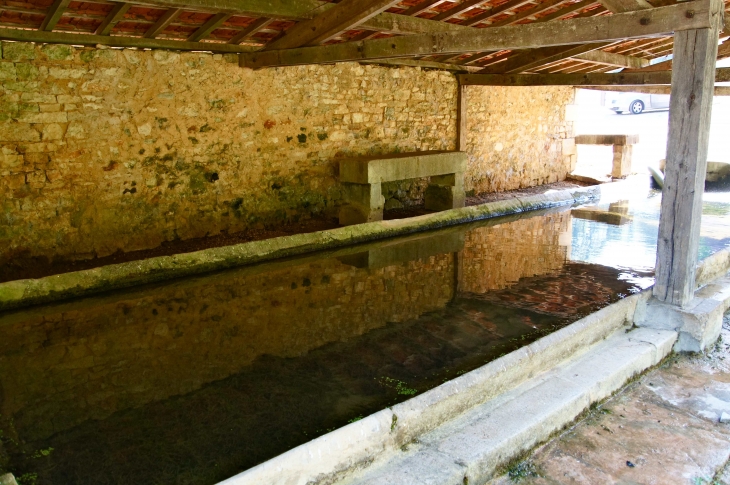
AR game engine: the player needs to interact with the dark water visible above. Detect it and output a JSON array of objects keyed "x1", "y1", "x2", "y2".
[{"x1": 1, "y1": 186, "x2": 729, "y2": 485}]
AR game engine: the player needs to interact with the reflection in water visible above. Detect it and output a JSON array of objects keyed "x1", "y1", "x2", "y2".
[{"x1": 1, "y1": 187, "x2": 729, "y2": 485}]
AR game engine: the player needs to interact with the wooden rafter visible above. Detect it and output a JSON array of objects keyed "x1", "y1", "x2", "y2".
[
  {"x1": 94, "y1": 2, "x2": 131, "y2": 35},
  {"x1": 598, "y1": 0, "x2": 652, "y2": 13},
  {"x1": 39, "y1": 0, "x2": 71, "y2": 31},
  {"x1": 228, "y1": 17, "x2": 274, "y2": 45},
  {"x1": 402, "y1": 0, "x2": 450, "y2": 16},
  {"x1": 142, "y1": 7, "x2": 182, "y2": 39},
  {"x1": 572, "y1": 49, "x2": 650, "y2": 68},
  {"x1": 187, "y1": 12, "x2": 231, "y2": 42},
  {"x1": 432, "y1": 0, "x2": 488, "y2": 21},
  {"x1": 264, "y1": 0, "x2": 401, "y2": 50},
  {"x1": 240, "y1": 1, "x2": 716, "y2": 69}
]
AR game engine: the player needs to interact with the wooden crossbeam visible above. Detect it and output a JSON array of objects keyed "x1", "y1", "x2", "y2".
[
  {"x1": 0, "y1": 26, "x2": 258, "y2": 53},
  {"x1": 479, "y1": 42, "x2": 612, "y2": 73},
  {"x1": 228, "y1": 17, "x2": 274, "y2": 44},
  {"x1": 187, "y1": 12, "x2": 230, "y2": 42},
  {"x1": 582, "y1": 85, "x2": 730, "y2": 94},
  {"x1": 264, "y1": 0, "x2": 401, "y2": 50},
  {"x1": 95, "y1": 2, "x2": 131, "y2": 35},
  {"x1": 240, "y1": 1, "x2": 718, "y2": 69},
  {"x1": 40, "y1": 0, "x2": 71, "y2": 31},
  {"x1": 572, "y1": 49, "x2": 650, "y2": 68},
  {"x1": 459, "y1": 67, "x2": 730, "y2": 85},
  {"x1": 143, "y1": 7, "x2": 181, "y2": 38}
]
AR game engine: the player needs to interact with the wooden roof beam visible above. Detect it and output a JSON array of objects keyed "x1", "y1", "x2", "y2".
[
  {"x1": 0, "y1": 26, "x2": 257, "y2": 52},
  {"x1": 228, "y1": 17, "x2": 274, "y2": 44},
  {"x1": 143, "y1": 7, "x2": 182, "y2": 39},
  {"x1": 187, "y1": 12, "x2": 231, "y2": 42},
  {"x1": 264, "y1": 0, "x2": 402, "y2": 50},
  {"x1": 582, "y1": 85, "x2": 730, "y2": 94},
  {"x1": 459, "y1": 66, "x2": 730, "y2": 85},
  {"x1": 572, "y1": 49, "x2": 650, "y2": 68},
  {"x1": 95, "y1": 2, "x2": 131, "y2": 35},
  {"x1": 40, "y1": 0, "x2": 71, "y2": 31},
  {"x1": 460, "y1": 0, "x2": 538, "y2": 27},
  {"x1": 240, "y1": 0, "x2": 719, "y2": 69},
  {"x1": 432, "y1": 0, "x2": 488, "y2": 22}
]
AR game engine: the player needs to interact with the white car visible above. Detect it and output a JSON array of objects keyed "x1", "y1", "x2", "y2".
[{"x1": 607, "y1": 92, "x2": 670, "y2": 114}]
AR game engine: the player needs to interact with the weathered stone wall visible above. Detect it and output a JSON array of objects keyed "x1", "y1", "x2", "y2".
[
  {"x1": 464, "y1": 85, "x2": 576, "y2": 194},
  {"x1": 0, "y1": 40, "x2": 575, "y2": 264}
]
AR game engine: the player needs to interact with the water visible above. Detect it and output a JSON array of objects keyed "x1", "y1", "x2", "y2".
[{"x1": 1, "y1": 183, "x2": 729, "y2": 485}]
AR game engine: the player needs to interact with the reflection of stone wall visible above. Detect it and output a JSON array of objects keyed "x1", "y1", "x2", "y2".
[
  {"x1": 465, "y1": 86, "x2": 576, "y2": 194},
  {"x1": 0, "y1": 253, "x2": 454, "y2": 441},
  {"x1": 459, "y1": 212, "x2": 570, "y2": 294}
]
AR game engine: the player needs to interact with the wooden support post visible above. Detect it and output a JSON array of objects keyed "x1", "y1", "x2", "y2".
[
  {"x1": 654, "y1": 0, "x2": 723, "y2": 307},
  {"x1": 457, "y1": 83, "x2": 467, "y2": 151}
]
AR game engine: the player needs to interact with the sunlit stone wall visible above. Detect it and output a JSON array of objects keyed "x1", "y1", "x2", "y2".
[{"x1": 0, "y1": 40, "x2": 575, "y2": 265}]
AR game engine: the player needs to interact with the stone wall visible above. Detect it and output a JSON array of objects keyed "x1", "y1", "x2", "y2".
[
  {"x1": 0, "y1": 40, "x2": 575, "y2": 264},
  {"x1": 464, "y1": 85, "x2": 576, "y2": 194}
]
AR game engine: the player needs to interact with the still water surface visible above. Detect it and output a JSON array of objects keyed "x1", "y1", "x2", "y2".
[{"x1": 1, "y1": 183, "x2": 729, "y2": 485}]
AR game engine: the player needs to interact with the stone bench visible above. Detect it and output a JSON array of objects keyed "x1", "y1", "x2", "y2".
[
  {"x1": 575, "y1": 134, "x2": 639, "y2": 179},
  {"x1": 339, "y1": 151, "x2": 467, "y2": 225}
]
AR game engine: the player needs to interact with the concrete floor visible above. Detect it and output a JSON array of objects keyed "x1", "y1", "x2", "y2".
[
  {"x1": 490, "y1": 314, "x2": 730, "y2": 485},
  {"x1": 572, "y1": 93, "x2": 730, "y2": 179}
]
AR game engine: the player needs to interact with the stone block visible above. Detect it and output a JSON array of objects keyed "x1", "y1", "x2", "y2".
[
  {"x1": 42, "y1": 123, "x2": 65, "y2": 141},
  {"x1": 21, "y1": 93, "x2": 57, "y2": 103},
  {"x1": 0, "y1": 62, "x2": 16, "y2": 81},
  {"x1": 562, "y1": 137, "x2": 576, "y2": 156},
  {"x1": 339, "y1": 182, "x2": 384, "y2": 225},
  {"x1": 0, "y1": 123, "x2": 39, "y2": 142},
  {"x1": 40, "y1": 44, "x2": 74, "y2": 61},
  {"x1": 340, "y1": 151, "x2": 467, "y2": 184},
  {"x1": 16, "y1": 111, "x2": 67, "y2": 124},
  {"x1": 634, "y1": 295, "x2": 726, "y2": 352},
  {"x1": 611, "y1": 145, "x2": 633, "y2": 178},
  {"x1": 2, "y1": 41, "x2": 35, "y2": 61}
]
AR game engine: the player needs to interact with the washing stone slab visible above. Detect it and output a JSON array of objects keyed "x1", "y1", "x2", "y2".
[{"x1": 340, "y1": 327, "x2": 677, "y2": 485}]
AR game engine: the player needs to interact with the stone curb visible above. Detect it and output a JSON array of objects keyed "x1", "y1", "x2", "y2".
[{"x1": 0, "y1": 185, "x2": 599, "y2": 312}]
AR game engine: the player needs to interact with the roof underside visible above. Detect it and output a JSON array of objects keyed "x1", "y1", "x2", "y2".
[{"x1": 0, "y1": 0, "x2": 728, "y2": 74}]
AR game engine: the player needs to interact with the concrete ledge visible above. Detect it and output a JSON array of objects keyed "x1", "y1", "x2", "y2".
[
  {"x1": 346, "y1": 327, "x2": 675, "y2": 485},
  {"x1": 218, "y1": 291, "x2": 644, "y2": 485},
  {"x1": 0, "y1": 185, "x2": 599, "y2": 312}
]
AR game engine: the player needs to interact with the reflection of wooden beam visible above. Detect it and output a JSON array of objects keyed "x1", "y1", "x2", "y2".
[
  {"x1": 0, "y1": 26, "x2": 257, "y2": 53},
  {"x1": 460, "y1": 67, "x2": 730, "y2": 85},
  {"x1": 187, "y1": 12, "x2": 230, "y2": 42},
  {"x1": 264, "y1": 0, "x2": 401, "y2": 49},
  {"x1": 241, "y1": 2, "x2": 715, "y2": 69},
  {"x1": 95, "y1": 2, "x2": 131, "y2": 36},
  {"x1": 228, "y1": 17, "x2": 274, "y2": 45},
  {"x1": 40, "y1": 0, "x2": 71, "y2": 31},
  {"x1": 572, "y1": 50, "x2": 650, "y2": 68},
  {"x1": 143, "y1": 8, "x2": 182, "y2": 39}
]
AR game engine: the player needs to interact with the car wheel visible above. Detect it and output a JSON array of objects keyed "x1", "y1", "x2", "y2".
[{"x1": 629, "y1": 100, "x2": 645, "y2": 114}]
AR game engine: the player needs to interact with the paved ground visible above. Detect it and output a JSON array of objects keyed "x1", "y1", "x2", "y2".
[
  {"x1": 490, "y1": 314, "x2": 730, "y2": 485},
  {"x1": 571, "y1": 93, "x2": 730, "y2": 180}
]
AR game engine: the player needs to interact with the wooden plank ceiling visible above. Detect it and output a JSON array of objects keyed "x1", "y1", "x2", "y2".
[{"x1": 0, "y1": 0, "x2": 727, "y2": 74}]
